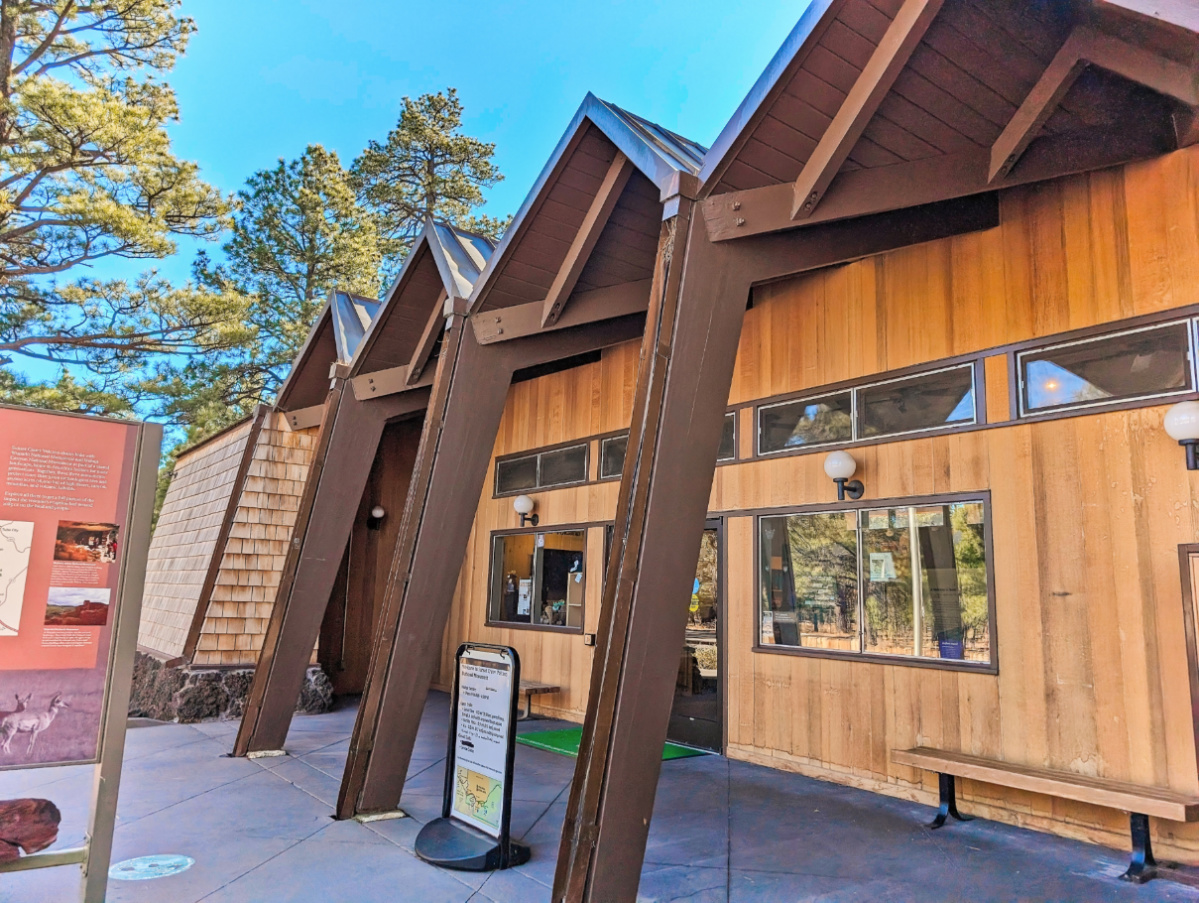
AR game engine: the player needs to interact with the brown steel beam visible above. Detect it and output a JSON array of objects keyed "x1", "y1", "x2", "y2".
[
  {"x1": 542, "y1": 152, "x2": 634, "y2": 327},
  {"x1": 702, "y1": 121, "x2": 1171, "y2": 242},
  {"x1": 232, "y1": 381, "x2": 430, "y2": 756},
  {"x1": 554, "y1": 197, "x2": 752, "y2": 901},
  {"x1": 792, "y1": 0, "x2": 944, "y2": 219},
  {"x1": 473, "y1": 279, "x2": 652, "y2": 345},
  {"x1": 992, "y1": 25, "x2": 1199, "y2": 181},
  {"x1": 336, "y1": 310, "x2": 648, "y2": 819},
  {"x1": 407, "y1": 290, "x2": 448, "y2": 385}
]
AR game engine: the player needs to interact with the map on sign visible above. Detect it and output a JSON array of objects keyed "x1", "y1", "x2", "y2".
[
  {"x1": 454, "y1": 766, "x2": 502, "y2": 831},
  {"x1": 0, "y1": 521, "x2": 34, "y2": 637}
]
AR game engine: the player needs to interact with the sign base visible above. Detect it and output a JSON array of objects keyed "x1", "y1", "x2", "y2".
[{"x1": 414, "y1": 817, "x2": 531, "y2": 871}]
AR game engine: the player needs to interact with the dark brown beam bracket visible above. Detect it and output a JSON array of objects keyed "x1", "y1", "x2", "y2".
[{"x1": 792, "y1": 0, "x2": 944, "y2": 220}]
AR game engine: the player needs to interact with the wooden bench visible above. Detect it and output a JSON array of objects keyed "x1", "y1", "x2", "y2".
[
  {"x1": 517, "y1": 680, "x2": 560, "y2": 720},
  {"x1": 894, "y1": 747, "x2": 1199, "y2": 884}
]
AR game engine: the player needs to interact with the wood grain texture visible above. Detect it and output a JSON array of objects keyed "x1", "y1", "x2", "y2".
[{"x1": 437, "y1": 146, "x2": 1199, "y2": 860}]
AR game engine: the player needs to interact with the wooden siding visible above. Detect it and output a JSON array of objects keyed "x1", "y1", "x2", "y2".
[
  {"x1": 193, "y1": 413, "x2": 320, "y2": 667},
  {"x1": 444, "y1": 145, "x2": 1199, "y2": 859},
  {"x1": 140, "y1": 421, "x2": 254, "y2": 660}
]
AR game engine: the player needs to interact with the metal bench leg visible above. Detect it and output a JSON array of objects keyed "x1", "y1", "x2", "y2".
[
  {"x1": 1121, "y1": 813, "x2": 1158, "y2": 884},
  {"x1": 518, "y1": 693, "x2": 531, "y2": 721},
  {"x1": 928, "y1": 773, "x2": 973, "y2": 829}
]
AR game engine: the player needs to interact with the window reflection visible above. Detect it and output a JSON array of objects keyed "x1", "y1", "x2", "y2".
[
  {"x1": 759, "y1": 393, "x2": 852, "y2": 453},
  {"x1": 1021, "y1": 321, "x2": 1191, "y2": 414},
  {"x1": 858, "y1": 367, "x2": 975, "y2": 439},
  {"x1": 490, "y1": 531, "x2": 585, "y2": 629},
  {"x1": 759, "y1": 500, "x2": 991, "y2": 665}
]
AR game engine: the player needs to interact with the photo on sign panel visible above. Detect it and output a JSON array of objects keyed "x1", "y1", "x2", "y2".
[
  {"x1": 44, "y1": 587, "x2": 111, "y2": 627},
  {"x1": 53, "y1": 521, "x2": 119, "y2": 564}
]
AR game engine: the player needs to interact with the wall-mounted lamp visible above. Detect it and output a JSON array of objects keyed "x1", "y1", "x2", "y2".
[
  {"x1": 1165, "y1": 401, "x2": 1199, "y2": 470},
  {"x1": 366, "y1": 505, "x2": 386, "y2": 531},
  {"x1": 824, "y1": 450, "x2": 864, "y2": 501},
  {"x1": 513, "y1": 494, "x2": 539, "y2": 527}
]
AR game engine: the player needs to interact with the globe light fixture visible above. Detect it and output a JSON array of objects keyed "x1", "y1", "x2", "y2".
[
  {"x1": 1164, "y1": 401, "x2": 1199, "y2": 470},
  {"x1": 366, "y1": 504, "x2": 386, "y2": 531},
  {"x1": 824, "y1": 450, "x2": 864, "y2": 501},
  {"x1": 513, "y1": 494, "x2": 539, "y2": 527},
  {"x1": 371, "y1": 506, "x2": 386, "y2": 520}
]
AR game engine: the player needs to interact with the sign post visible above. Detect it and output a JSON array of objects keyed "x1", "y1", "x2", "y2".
[
  {"x1": 0, "y1": 404, "x2": 161, "y2": 902},
  {"x1": 415, "y1": 643, "x2": 530, "y2": 871}
]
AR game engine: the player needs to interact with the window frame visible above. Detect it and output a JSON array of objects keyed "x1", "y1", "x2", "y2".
[
  {"x1": 493, "y1": 440, "x2": 590, "y2": 498},
  {"x1": 597, "y1": 411, "x2": 738, "y2": 484},
  {"x1": 753, "y1": 490, "x2": 998, "y2": 674},
  {"x1": 485, "y1": 524, "x2": 589, "y2": 634},
  {"x1": 756, "y1": 362, "x2": 980, "y2": 458},
  {"x1": 1015, "y1": 317, "x2": 1198, "y2": 419}
]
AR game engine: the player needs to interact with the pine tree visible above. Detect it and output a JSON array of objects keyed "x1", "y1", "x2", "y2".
[{"x1": 352, "y1": 89, "x2": 505, "y2": 276}]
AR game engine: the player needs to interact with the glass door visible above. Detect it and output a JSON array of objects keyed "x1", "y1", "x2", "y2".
[{"x1": 668, "y1": 519, "x2": 722, "y2": 751}]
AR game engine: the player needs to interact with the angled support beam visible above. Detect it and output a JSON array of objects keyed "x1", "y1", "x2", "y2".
[
  {"x1": 336, "y1": 311, "x2": 648, "y2": 819},
  {"x1": 407, "y1": 290, "x2": 448, "y2": 385},
  {"x1": 554, "y1": 201, "x2": 751, "y2": 901},
  {"x1": 232, "y1": 380, "x2": 430, "y2": 757},
  {"x1": 542, "y1": 151, "x2": 634, "y2": 327},
  {"x1": 350, "y1": 364, "x2": 435, "y2": 402},
  {"x1": 283, "y1": 403, "x2": 325, "y2": 431},
  {"x1": 474, "y1": 279, "x2": 652, "y2": 345},
  {"x1": 703, "y1": 121, "x2": 1170, "y2": 241},
  {"x1": 1176, "y1": 107, "x2": 1199, "y2": 147},
  {"x1": 992, "y1": 25, "x2": 1199, "y2": 181},
  {"x1": 792, "y1": 0, "x2": 944, "y2": 220}
]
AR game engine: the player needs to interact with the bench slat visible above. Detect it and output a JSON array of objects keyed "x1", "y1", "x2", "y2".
[
  {"x1": 518, "y1": 681, "x2": 560, "y2": 694},
  {"x1": 893, "y1": 747, "x2": 1199, "y2": 822}
]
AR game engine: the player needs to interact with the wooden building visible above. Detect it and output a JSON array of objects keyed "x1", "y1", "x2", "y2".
[
  {"x1": 229, "y1": 1, "x2": 1199, "y2": 896},
  {"x1": 138, "y1": 289, "x2": 380, "y2": 669}
]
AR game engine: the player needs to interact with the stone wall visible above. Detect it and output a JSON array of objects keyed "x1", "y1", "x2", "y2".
[{"x1": 128, "y1": 652, "x2": 333, "y2": 723}]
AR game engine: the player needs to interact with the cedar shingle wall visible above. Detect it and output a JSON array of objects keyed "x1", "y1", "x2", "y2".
[
  {"x1": 139, "y1": 422, "x2": 254, "y2": 659},
  {"x1": 192, "y1": 413, "x2": 318, "y2": 667}
]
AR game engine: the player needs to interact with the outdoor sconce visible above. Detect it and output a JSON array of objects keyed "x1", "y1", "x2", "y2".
[
  {"x1": 824, "y1": 450, "x2": 864, "y2": 501},
  {"x1": 366, "y1": 505, "x2": 385, "y2": 531},
  {"x1": 513, "y1": 494, "x2": 539, "y2": 527},
  {"x1": 1165, "y1": 401, "x2": 1199, "y2": 470}
]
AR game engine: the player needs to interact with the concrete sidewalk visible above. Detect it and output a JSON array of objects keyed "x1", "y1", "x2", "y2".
[{"x1": 1, "y1": 693, "x2": 1197, "y2": 902}]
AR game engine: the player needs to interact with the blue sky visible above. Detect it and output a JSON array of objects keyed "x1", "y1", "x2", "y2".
[
  {"x1": 17, "y1": 1, "x2": 810, "y2": 385},
  {"x1": 156, "y1": 0, "x2": 808, "y2": 279}
]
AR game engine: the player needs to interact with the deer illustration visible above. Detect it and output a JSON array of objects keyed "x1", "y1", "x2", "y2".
[
  {"x1": 0, "y1": 694, "x2": 31, "y2": 721},
  {"x1": 0, "y1": 694, "x2": 69, "y2": 756}
]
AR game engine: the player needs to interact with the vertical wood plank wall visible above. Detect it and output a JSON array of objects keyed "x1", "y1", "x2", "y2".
[{"x1": 440, "y1": 146, "x2": 1199, "y2": 858}]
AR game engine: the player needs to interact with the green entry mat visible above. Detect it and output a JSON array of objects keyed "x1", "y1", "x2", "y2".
[{"x1": 516, "y1": 727, "x2": 708, "y2": 760}]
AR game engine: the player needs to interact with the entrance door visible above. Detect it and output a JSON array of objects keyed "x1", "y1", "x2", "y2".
[{"x1": 668, "y1": 519, "x2": 722, "y2": 751}]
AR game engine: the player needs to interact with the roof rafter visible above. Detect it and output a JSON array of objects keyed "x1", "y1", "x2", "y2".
[
  {"x1": 991, "y1": 24, "x2": 1199, "y2": 181},
  {"x1": 406, "y1": 288, "x2": 448, "y2": 386},
  {"x1": 791, "y1": 0, "x2": 945, "y2": 221},
  {"x1": 540, "y1": 151, "x2": 634, "y2": 327}
]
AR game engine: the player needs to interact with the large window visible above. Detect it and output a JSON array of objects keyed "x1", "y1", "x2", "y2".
[
  {"x1": 758, "y1": 364, "x2": 976, "y2": 455},
  {"x1": 1018, "y1": 320, "x2": 1195, "y2": 416},
  {"x1": 759, "y1": 497, "x2": 992, "y2": 667},
  {"x1": 489, "y1": 530, "x2": 585, "y2": 630},
  {"x1": 599, "y1": 413, "x2": 736, "y2": 480},
  {"x1": 495, "y1": 443, "x2": 588, "y2": 495}
]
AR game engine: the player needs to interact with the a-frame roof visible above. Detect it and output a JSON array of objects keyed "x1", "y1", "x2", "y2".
[
  {"x1": 275, "y1": 291, "x2": 381, "y2": 412},
  {"x1": 698, "y1": 0, "x2": 1198, "y2": 239},
  {"x1": 349, "y1": 220, "x2": 495, "y2": 379},
  {"x1": 467, "y1": 93, "x2": 705, "y2": 316}
]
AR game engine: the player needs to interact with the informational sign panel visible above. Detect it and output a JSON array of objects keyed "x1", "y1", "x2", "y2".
[
  {"x1": 0, "y1": 405, "x2": 144, "y2": 768},
  {"x1": 416, "y1": 643, "x2": 528, "y2": 871},
  {"x1": 0, "y1": 403, "x2": 160, "y2": 903},
  {"x1": 450, "y1": 648, "x2": 515, "y2": 837}
]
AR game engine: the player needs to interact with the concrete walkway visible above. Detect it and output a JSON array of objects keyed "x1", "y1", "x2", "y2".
[{"x1": 1, "y1": 693, "x2": 1197, "y2": 902}]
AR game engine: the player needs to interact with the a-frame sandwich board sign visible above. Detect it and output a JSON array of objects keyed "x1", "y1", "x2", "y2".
[{"x1": 415, "y1": 643, "x2": 530, "y2": 871}]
